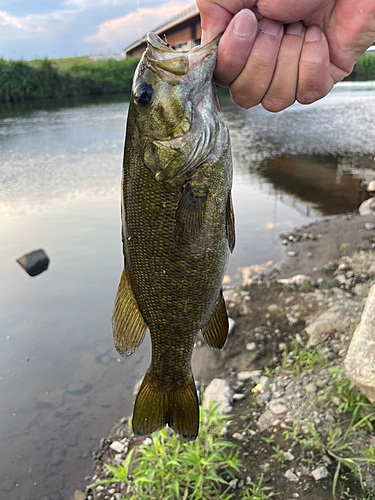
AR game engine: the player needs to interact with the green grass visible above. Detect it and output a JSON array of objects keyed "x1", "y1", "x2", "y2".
[
  {"x1": 347, "y1": 52, "x2": 375, "y2": 81},
  {"x1": 0, "y1": 56, "x2": 140, "y2": 102},
  {"x1": 323, "y1": 367, "x2": 375, "y2": 430},
  {"x1": 88, "y1": 402, "x2": 242, "y2": 500},
  {"x1": 240, "y1": 475, "x2": 279, "y2": 499}
]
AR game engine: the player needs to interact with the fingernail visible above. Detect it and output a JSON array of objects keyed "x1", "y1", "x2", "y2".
[
  {"x1": 259, "y1": 18, "x2": 282, "y2": 36},
  {"x1": 286, "y1": 22, "x2": 304, "y2": 36},
  {"x1": 305, "y1": 25, "x2": 322, "y2": 42},
  {"x1": 233, "y1": 9, "x2": 256, "y2": 38},
  {"x1": 201, "y1": 29, "x2": 207, "y2": 45}
]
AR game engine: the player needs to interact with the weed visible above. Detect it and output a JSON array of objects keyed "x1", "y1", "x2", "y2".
[
  {"x1": 285, "y1": 339, "x2": 328, "y2": 376},
  {"x1": 323, "y1": 367, "x2": 375, "y2": 430},
  {"x1": 240, "y1": 474, "x2": 279, "y2": 499},
  {"x1": 300, "y1": 280, "x2": 314, "y2": 292},
  {"x1": 284, "y1": 417, "x2": 375, "y2": 498},
  {"x1": 271, "y1": 444, "x2": 287, "y2": 468},
  {"x1": 88, "y1": 402, "x2": 242, "y2": 500},
  {"x1": 261, "y1": 434, "x2": 275, "y2": 445}
]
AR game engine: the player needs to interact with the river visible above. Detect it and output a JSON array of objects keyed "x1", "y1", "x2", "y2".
[{"x1": 1, "y1": 83, "x2": 375, "y2": 499}]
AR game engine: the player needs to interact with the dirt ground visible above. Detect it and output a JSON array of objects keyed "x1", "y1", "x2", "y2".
[{"x1": 83, "y1": 210, "x2": 375, "y2": 500}]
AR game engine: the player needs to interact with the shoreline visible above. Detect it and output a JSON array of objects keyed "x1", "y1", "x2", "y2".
[{"x1": 78, "y1": 207, "x2": 375, "y2": 500}]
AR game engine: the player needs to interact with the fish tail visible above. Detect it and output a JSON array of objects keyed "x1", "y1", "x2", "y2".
[{"x1": 132, "y1": 368, "x2": 199, "y2": 440}]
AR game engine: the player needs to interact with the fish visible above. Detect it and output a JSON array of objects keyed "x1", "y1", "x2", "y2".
[{"x1": 112, "y1": 32, "x2": 235, "y2": 440}]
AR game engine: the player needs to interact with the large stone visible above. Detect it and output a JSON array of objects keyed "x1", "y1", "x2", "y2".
[
  {"x1": 344, "y1": 284, "x2": 375, "y2": 404},
  {"x1": 359, "y1": 197, "x2": 375, "y2": 216},
  {"x1": 203, "y1": 378, "x2": 233, "y2": 414},
  {"x1": 306, "y1": 305, "x2": 348, "y2": 346},
  {"x1": 16, "y1": 248, "x2": 49, "y2": 276},
  {"x1": 368, "y1": 180, "x2": 375, "y2": 194}
]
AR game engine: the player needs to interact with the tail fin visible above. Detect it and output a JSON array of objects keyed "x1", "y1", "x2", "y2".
[{"x1": 132, "y1": 369, "x2": 199, "y2": 440}]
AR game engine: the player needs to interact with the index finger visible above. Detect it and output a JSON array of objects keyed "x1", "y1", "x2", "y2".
[{"x1": 197, "y1": 0, "x2": 256, "y2": 43}]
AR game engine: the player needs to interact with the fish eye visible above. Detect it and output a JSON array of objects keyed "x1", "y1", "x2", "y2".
[{"x1": 134, "y1": 83, "x2": 153, "y2": 107}]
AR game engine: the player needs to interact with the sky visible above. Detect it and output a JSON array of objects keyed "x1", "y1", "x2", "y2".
[{"x1": 0, "y1": 0, "x2": 194, "y2": 60}]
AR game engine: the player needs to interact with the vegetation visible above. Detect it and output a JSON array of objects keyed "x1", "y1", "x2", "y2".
[
  {"x1": 88, "y1": 402, "x2": 246, "y2": 500},
  {"x1": 347, "y1": 52, "x2": 375, "y2": 81},
  {"x1": 0, "y1": 56, "x2": 139, "y2": 102},
  {"x1": 0, "y1": 49, "x2": 374, "y2": 103}
]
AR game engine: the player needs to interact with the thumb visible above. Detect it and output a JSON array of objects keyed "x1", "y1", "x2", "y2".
[{"x1": 197, "y1": 0, "x2": 233, "y2": 44}]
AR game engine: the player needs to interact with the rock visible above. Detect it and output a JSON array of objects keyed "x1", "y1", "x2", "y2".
[
  {"x1": 277, "y1": 275, "x2": 312, "y2": 286},
  {"x1": 257, "y1": 409, "x2": 274, "y2": 432},
  {"x1": 335, "y1": 274, "x2": 347, "y2": 286},
  {"x1": 269, "y1": 399, "x2": 288, "y2": 415},
  {"x1": 345, "y1": 284, "x2": 375, "y2": 404},
  {"x1": 74, "y1": 491, "x2": 87, "y2": 500},
  {"x1": 287, "y1": 251, "x2": 297, "y2": 257},
  {"x1": 232, "y1": 432, "x2": 243, "y2": 441},
  {"x1": 306, "y1": 305, "x2": 348, "y2": 346},
  {"x1": 311, "y1": 466, "x2": 329, "y2": 481},
  {"x1": 16, "y1": 248, "x2": 49, "y2": 276},
  {"x1": 109, "y1": 441, "x2": 125, "y2": 454},
  {"x1": 259, "y1": 376, "x2": 271, "y2": 392},
  {"x1": 246, "y1": 342, "x2": 257, "y2": 351},
  {"x1": 284, "y1": 469, "x2": 299, "y2": 482},
  {"x1": 304, "y1": 383, "x2": 317, "y2": 395},
  {"x1": 228, "y1": 318, "x2": 235, "y2": 335},
  {"x1": 267, "y1": 304, "x2": 279, "y2": 313},
  {"x1": 233, "y1": 393, "x2": 245, "y2": 401},
  {"x1": 237, "y1": 370, "x2": 260, "y2": 382},
  {"x1": 229, "y1": 478, "x2": 239, "y2": 489},
  {"x1": 283, "y1": 451, "x2": 295, "y2": 461},
  {"x1": 142, "y1": 437, "x2": 152, "y2": 446},
  {"x1": 203, "y1": 378, "x2": 233, "y2": 414},
  {"x1": 365, "y1": 222, "x2": 375, "y2": 231},
  {"x1": 359, "y1": 198, "x2": 375, "y2": 216}
]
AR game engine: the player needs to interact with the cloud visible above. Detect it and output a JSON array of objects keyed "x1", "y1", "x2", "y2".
[
  {"x1": 62, "y1": 0, "x2": 163, "y2": 11},
  {"x1": 0, "y1": 9, "x2": 78, "y2": 41},
  {"x1": 83, "y1": 2, "x2": 191, "y2": 48}
]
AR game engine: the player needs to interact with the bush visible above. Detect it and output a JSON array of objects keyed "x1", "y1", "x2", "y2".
[{"x1": 0, "y1": 56, "x2": 140, "y2": 102}]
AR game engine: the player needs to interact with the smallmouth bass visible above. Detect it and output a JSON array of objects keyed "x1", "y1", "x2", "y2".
[{"x1": 112, "y1": 33, "x2": 235, "y2": 440}]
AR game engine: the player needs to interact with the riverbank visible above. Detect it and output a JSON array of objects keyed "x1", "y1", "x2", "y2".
[
  {"x1": 1, "y1": 52, "x2": 375, "y2": 103},
  {"x1": 0, "y1": 57, "x2": 139, "y2": 102},
  {"x1": 76, "y1": 207, "x2": 375, "y2": 500}
]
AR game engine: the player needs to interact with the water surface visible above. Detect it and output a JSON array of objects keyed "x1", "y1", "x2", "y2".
[{"x1": 1, "y1": 85, "x2": 374, "y2": 499}]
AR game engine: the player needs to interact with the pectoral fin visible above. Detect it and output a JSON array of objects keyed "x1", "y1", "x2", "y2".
[
  {"x1": 112, "y1": 268, "x2": 147, "y2": 356},
  {"x1": 173, "y1": 182, "x2": 207, "y2": 245},
  {"x1": 201, "y1": 291, "x2": 228, "y2": 350},
  {"x1": 226, "y1": 191, "x2": 235, "y2": 253}
]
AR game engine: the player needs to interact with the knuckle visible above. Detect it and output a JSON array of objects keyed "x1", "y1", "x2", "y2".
[
  {"x1": 250, "y1": 51, "x2": 276, "y2": 73},
  {"x1": 262, "y1": 95, "x2": 295, "y2": 112},
  {"x1": 297, "y1": 88, "x2": 326, "y2": 105},
  {"x1": 301, "y1": 54, "x2": 327, "y2": 76},
  {"x1": 230, "y1": 89, "x2": 259, "y2": 109}
]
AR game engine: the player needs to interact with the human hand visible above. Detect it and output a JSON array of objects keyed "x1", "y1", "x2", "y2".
[{"x1": 197, "y1": 0, "x2": 375, "y2": 111}]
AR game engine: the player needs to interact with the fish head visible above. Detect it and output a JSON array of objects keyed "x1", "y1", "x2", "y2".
[{"x1": 130, "y1": 33, "x2": 221, "y2": 182}]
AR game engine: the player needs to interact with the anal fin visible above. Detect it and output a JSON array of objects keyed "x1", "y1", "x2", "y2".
[
  {"x1": 112, "y1": 267, "x2": 147, "y2": 356},
  {"x1": 133, "y1": 369, "x2": 199, "y2": 440},
  {"x1": 201, "y1": 290, "x2": 228, "y2": 350}
]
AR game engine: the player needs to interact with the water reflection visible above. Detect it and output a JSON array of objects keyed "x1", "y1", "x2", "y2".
[{"x1": 0, "y1": 85, "x2": 375, "y2": 500}]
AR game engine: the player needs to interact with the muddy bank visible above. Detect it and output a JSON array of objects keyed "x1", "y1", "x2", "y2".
[{"x1": 78, "y1": 209, "x2": 375, "y2": 500}]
